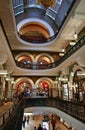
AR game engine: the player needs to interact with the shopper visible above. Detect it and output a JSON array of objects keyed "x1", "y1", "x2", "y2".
[
  {"x1": 22, "y1": 116, "x2": 26, "y2": 128},
  {"x1": 34, "y1": 126, "x2": 37, "y2": 130},
  {"x1": 26, "y1": 115, "x2": 29, "y2": 124},
  {"x1": 51, "y1": 117, "x2": 56, "y2": 130},
  {"x1": 38, "y1": 124, "x2": 43, "y2": 130}
]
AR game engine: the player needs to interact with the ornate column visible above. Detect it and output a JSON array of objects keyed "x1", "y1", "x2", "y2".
[
  {"x1": 0, "y1": 76, "x2": 6, "y2": 105},
  {"x1": 0, "y1": 76, "x2": 3, "y2": 105}
]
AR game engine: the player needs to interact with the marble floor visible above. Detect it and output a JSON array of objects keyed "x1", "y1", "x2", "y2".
[
  {"x1": 0, "y1": 102, "x2": 69, "y2": 130},
  {"x1": 22, "y1": 115, "x2": 43, "y2": 130},
  {"x1": 22, "y1": 114, "x2": 68, "y2": 130}
]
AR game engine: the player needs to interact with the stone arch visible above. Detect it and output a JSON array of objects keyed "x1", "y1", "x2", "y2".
[
  {"x1": 35, "y1": 77, "x2": 54, "y2": 97},
  {"x1": 35, "y1": 77, "x2": 53, "y2": 89},
  {"x1": 70, "y1": 64, "x2": 85, "y2": 85},
  {"x1": 35, "y1": 53, "x2": 54, "y2": 63},
  {"x1": 13, "y1": 77, "x2": 34, "y2": 92},
  {"x1": 15, "y1": 52, "x2": 34, "y2": 62}
]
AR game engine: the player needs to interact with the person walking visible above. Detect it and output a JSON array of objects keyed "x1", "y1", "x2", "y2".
[
  {"x1": 22, "y1": 116, "x2": 26, "y2": 128},
  {"x1": 51, "y1": 117, "x2": 56, "y2": 130},
  {"x1": 34, "y1": 126, "x2": 37, "y2": 130},
  {"x1": 38, "y1": 124, "x2": 43, "y2": 130},
  {"x1": 26, "y1": 115, "x2": 29, "y2": 124}
]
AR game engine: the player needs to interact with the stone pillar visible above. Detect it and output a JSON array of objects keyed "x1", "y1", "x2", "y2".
[{"x1": 0, "y1": 76, "x2": 5, "y2": 105}]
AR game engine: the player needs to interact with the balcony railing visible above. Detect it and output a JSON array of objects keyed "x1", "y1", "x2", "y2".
[
  {"x1": 18, "y1": 32, "x2": 57, "y2": 44},
  {"x1": 0, "y1": 98, "x2": 85, "y2": 130},
  {"x1": 15, "y1": 35, "x2": 85, "y2": 70},
  {"x1": 24, "y1": 98, "x2": 85, "y2": 123},
  {"x1": 0, "y1": 101, "x2": 23, "y2": 130},
  {"x1": 13, "y1": 0, "x2": 77, "y2": 44}
]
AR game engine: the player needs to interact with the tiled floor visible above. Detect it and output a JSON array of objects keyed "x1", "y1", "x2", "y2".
[
  {"x1": 22, "y1": 115, "x2": 68, "y2": 130},
  {"x1": 22, "y1": 115, "x2": 43, "y2": 130},
  {"x1": 0, "y1": 102, "x2": 69, "y2": 130}
]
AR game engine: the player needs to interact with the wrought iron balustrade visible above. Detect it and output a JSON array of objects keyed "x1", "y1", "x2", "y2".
[
  {"x1": 23, "y1": 98, "x2": 85, "y2": 123},
  {"x1": 15, "y1": 35, "x2": 85, "y2": 70},
  {"x1": 0, "y1": 98, "x2": 85, "y2": 130}
]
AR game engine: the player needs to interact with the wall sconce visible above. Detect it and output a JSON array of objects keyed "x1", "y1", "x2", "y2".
[
  {"x1": 11, "y1": 77, "x2": 14, "y2": 84},
  {"x1": 73, "y1": 26, "x2": 78, "y2": 40},
  {"x1": 62, "y1": 48, "x2": 65, "y2": 52},
  {"x1": 75, "y1": 83, "x2": 78, "y2": 88},
  {"x1": 6, "y1": 77, "x2": 10, "y2": 81},
  {"x1": 71, "y1": 72, "x2": 74, "y2": 77},
  {"x1": 74, "y1": 32, "x2": 78, "y2": 39}
]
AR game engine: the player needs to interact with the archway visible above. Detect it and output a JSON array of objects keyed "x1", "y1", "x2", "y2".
[
  {"x1": 13, "y1": 77, "x2": 34, "y2": 97},
  {"x1": 35, "y1": 77, "x2": 53, "y2": 97}
]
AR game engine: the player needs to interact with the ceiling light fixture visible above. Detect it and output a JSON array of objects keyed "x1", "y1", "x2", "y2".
[
  {"x1": 62, "y1": 48, "x2": 65, "y2": 52},
  {"x1": 59, "y1": 53, "x2": 64, "y2": 57},
  {"x1": 24, "y1": 112, "x2": 33, "y2": 116},
  {"x1": 37, "y1": 0, "x2": 56, "y2": 8},
  {"x1": 59, "y1": 77, "x2": 68, "y2": 81},
  {"x1": 70, "y1": 41, "x2": 76, "y2": 46},
  {"x1": 0, "y1": 70, "x2": 8, "y2": 75},
  {"x1": 73, "y1": 26, "x2": 78, "y2": 40},
  {"x1": 77, "y1": 71, "x2": 85, "y2": 76}
]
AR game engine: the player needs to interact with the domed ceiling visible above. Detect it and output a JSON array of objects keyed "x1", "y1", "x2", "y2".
[{"x1": 18, "y1": 22, "x2": 50, "y2": 43}]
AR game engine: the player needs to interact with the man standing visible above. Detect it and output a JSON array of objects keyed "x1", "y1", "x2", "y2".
[
  {"x1": 26, "y1": 115, "x2": 29, "y2": 124},
  {"x1": 51, "y1": 116, "x2": 56, "y2": 130},
  {"x1": 38, "y1": 124, "x2": 43, "y2": 130}
]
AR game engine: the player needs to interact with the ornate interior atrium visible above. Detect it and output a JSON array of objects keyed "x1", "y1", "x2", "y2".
[{"x1": 0, "y1": 0, "x2": 85, "y2": 130}]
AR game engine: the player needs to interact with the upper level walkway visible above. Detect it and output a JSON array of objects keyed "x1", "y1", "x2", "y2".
[
  {"x1": 0, "y1": 101, "x2": 70, "y2": 130},
  {"x1": 0, "y1": 102, "x2": 13, "y2": 115},
  {"x1": 15, "y1": 35, "x2": 85, "y2": 70},
  {"x1": 0, "y1": 101, "x2": 13, "y2": 128},
  {"x1": 22, "y1": 114, "x2": 69, "y2": 130},
  {"x1": 0, "y1": 98, "x2": 85, "y2": 130}
]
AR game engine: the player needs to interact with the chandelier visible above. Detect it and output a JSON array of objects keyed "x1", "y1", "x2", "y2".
[{"x1": 37, "y1": 0, "x2": 56, "y2": 8}]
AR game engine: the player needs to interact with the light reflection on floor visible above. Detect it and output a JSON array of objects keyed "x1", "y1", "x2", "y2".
[
  {"x1": 22, "y1": 115, "x2": 44, "y2": 130},
  {"x1": 21, "y1": 114, "x2": 68, "y2": 130}
]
